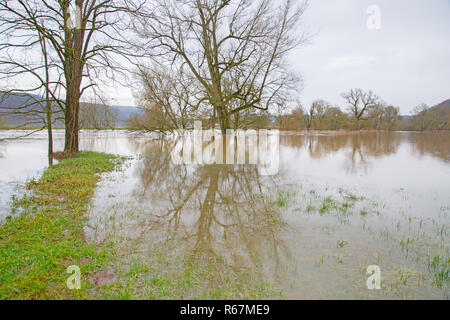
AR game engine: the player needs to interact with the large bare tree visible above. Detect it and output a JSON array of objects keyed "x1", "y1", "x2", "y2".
[
  {"x1": 135, "y1": 0, "x2": 308, "y2": 134},
  {"x1": 0, "y1": 0, "x2": 146, "y2": 153},
  {"x1": 341, "y1": 88, "x2": 381, "y2": 130}
]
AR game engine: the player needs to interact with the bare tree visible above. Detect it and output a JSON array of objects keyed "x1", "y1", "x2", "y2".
[
  {"x1": 277, "y1": 107, "x2": 303, "y2": 130},
  {"x1": 304, "y1": 99, "x2": 330, "y2": 130},
  {"x1": 135, "y1": 0, "x2": 308, "y2": 134},
  {"x1": 380, "y1": 105, "x2": 399, "y2": 130},
  {"x1": 321, "y1": 107, "x2": 348, "y2": 130},
  {"x1": 0, "y1": 11, "x2": 65, "y2": 164},
  {"x1": 367, "y1": 103, "x2": 385, "y2": 130},
  {"x1": 0, "y1": 0, "x2": 146, "y2": 153},
  {"x1": 410, "y1": 103, "x2": 436, "y2": 131},
  {"x1": 231, "y1": 109, "x2": 271, "y2": 129},
  {"x1": 79, "y1": 100, "x2": 117, "y2": 129},
  {"x1": 341, "y1": 88, "x2": 381, "y2": 130},
  {"x1": 134, "y1": 66, "x2": 207, "y2": 132}
]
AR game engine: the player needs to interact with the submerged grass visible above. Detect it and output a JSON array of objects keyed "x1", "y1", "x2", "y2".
[
  {"x1": 302, "y1": 190, "x2": 371, "y2": 223},
  {"x1": 99, "y1": 256, "x2": 279, "y2": 300},
  {"x1": 0, "y1": 152, "x2": 124, "y2": 299}
]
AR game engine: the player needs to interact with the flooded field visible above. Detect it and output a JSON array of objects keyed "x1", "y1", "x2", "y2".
[{"x1": 1, "y1": 130, "x2": 449, "y2": 299}]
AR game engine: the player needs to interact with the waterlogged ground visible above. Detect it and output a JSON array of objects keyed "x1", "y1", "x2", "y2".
[{"x1": 0, "y1": 130, "x2": 449, "y2": 299}]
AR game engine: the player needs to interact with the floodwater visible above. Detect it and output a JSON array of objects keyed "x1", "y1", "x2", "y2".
[{"x1": 0, "y1": 130, "x2": 449, "y2": 299}]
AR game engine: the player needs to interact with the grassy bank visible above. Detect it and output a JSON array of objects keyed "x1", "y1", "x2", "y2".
[
  {"x1": 0, "y1": 151, "x2": 277, "y2": 300},
  {"x1": 0, "y1": 152, "x2": 124, "y2": 299}
]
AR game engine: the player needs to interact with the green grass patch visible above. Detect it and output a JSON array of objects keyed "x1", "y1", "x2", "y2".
[
  {"x1": 98, "y1": 253, "x2": 280, "y2": 300},
  {"x1": 0, "y1": 151, "x2": 124, "y2": 299},
  {"x1": 428, "y1": 255, "x2": 449, "y2": 289}
]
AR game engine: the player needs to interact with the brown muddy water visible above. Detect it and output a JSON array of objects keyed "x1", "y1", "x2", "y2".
[{"x1": 0, "y1": 130, "x2": 449, "y2": 299}]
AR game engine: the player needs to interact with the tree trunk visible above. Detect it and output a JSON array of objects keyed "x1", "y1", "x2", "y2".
[
  {"x1": 63, "y1": 1, "x2": 82, "y2": 154},
  {"x1": 217, "y1": 106, "x2": 230, "y2": 135},
  {"x1": 64, "y1": 81, "x2": 81, "y2": 153},
  {"x1": 46, "y1": 101, "x2": 53, "y2": 166},
  {"x1": 64, "y1": 95, "x2": 78, "y2": 153}
]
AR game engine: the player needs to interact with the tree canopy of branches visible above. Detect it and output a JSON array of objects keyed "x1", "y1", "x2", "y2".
[
  {"x1": 0, "y1": 0, "x2": 146, "y2": 153},
  {"x1": 135, "y1": 0, "x2": 308, "y2": 134},
  {"x1": 303, "y1": 99, "x2": 330, "y2": 130},
  {"x1": 407, "y1": 104, "x2": 439, "y2": 131},
  {"x1": 341, "y1": 88, "x2": 382, "y2": 130},
  {"x1": 133, "y1": 66, "x2": 207, "y2": 132},
  {"x1": 79, "y1": 101, "x2": 117, "y2": 129}
]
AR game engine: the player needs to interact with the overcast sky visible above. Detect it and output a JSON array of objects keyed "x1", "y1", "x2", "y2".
[
  {"x1": 107, "y1": 0, "x2": 450, "y2": 114},
  {"x1": 290, "y1": 0, "x2": 450, "y2": 114}
]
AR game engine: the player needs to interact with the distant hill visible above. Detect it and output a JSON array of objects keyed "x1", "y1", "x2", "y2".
[
  {"x1": 0, "y1": 91, "x2": 142, "y2": 127},
  {"x1": 401, "y1": 99, "x2": 450, "y2": 130},
  {"x1": 0, "y1": 91, "x2": 62, "y2": 127},
  {"x1": 0, "y1": 92, "x2": 42, "y2": 108},
  {"x1": 109, "y1": 105, "x2": 143, "y2": 127},
  {"x1": 433, "y1": 99, "x2": 450, "y2": 108},
  {"x1": 428, "y1": 99, "x2": 450, "y2": 130},
  {"x1": 399, "y1": 115, "x2": 412, "y2": 121},
  {"x1": 401, "y1": 99, "x2": 449, "y2": 123},
  {"x1": 430, "y1": 99, "x2": 450, "y2": 114}
]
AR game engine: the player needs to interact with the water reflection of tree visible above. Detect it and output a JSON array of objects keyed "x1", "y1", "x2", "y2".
[
  {"x1": 281, "y1": 132, "x2": 402, "y2": 174},
  {"x1": 407, "y1": 132, "x2": 450, "y2": 161},
  {"x1": 77, "y1": 130, "x2": 122, "y2": 153},
  {"x1": 131, "y1": 138, "x2": 292, "y2": 292},
  {"x1": 344, "y1": 133, "x2": 401, "y2": 174}
]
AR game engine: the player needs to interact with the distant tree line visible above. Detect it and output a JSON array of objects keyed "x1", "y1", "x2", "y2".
[
  {"x1": 276, "y1": 90, "x2": 449, "y2": 131},
  {"x1": 129, "y1": 86, "x2": 449, "y2": 132}
]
